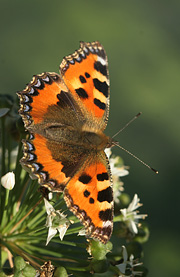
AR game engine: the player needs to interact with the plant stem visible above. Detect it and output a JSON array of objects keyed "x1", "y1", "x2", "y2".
[
  {"x1": 1, "y1": 116, "x2": 6, "y2": 177},
  {"x1": 1, "y1": 189, "x2": 10, "y2": 228}
]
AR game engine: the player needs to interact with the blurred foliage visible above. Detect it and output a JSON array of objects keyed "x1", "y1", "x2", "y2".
[{"x1": 0, "y1": 1, "x2": 179, "y2": 276}]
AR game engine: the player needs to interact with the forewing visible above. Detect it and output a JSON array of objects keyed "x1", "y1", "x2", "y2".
[
  {"x1": 17, "y1": 72, "x2": 83, "y2": 132},
  {"x1": 60, "y1": 41, "x2": 110, "y2": 130}
]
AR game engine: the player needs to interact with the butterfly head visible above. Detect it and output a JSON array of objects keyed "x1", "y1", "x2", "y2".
[{"x1": 106, "y1": 137, "x2": 118, "y2": 149}]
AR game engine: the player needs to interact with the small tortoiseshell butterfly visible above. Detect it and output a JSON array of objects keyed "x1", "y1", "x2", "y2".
[{"x1": 18, "y1": 41, "x2": 117, "y2": 243}]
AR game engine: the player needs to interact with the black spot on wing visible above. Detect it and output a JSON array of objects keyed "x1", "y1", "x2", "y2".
[
  {"x1": 94, "y1": 61, "x2": 107, "y2": 76},
  {"x1": 79, "y1": 75, "x2": 87, "y2": 84},
  {"x1": 84, "y1": 190, "x2": 90, "y2": 197},
  {"x1": 93, "y1": 78, "x2": 108, "y2": 97},
  {"x1": 79, "y1": 174, "x2": 92, "y2": 184},
  {"x1": 94, "y1": 98, "x2": 106, "y2": 110},
  {"x1": 89, "y1": 197, "x2": 94, "y2": 204},
  {"x1": 85, "y1": 72, "x2": 90, "y2": 78},
  {"x1": 97, "y1": 187, "x2": 113, "y2": 203},
  {"x1": 97, "y1": 172, "x2": 109, "y2": 181},
  {"x1": 99, "y1": 209, "x2": 113, "y2": 221},
  {"x1": 75, "y1": 88, "x2": 88, "y2": 99}
]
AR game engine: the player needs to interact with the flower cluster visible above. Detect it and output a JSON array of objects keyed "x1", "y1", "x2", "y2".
[
  {"x1": 105, "y1": 148, "x2": 129, "y2": 203},
  {"x1": 120, "y1": 194, "x2": 147, "y2": 235},
  {"x1": 44, "y1": 198, "x2": 71, "y2": 244},
  {"x1": 117, "y1": 246, "x2": 143, "y2": 276}
]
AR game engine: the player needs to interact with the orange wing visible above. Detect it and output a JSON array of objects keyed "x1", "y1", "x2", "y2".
[
  {"x1": 60, "y1": 41, "x2": 110, "y2": 130},
  {"x1": 64, "y1": 151, "x2": 113, "y2": 244},
  {"x1": 18, "y1": 72, "x2": 84, "y2": 131},
  {"x1": 20, "y1": 132, "x2": 88, "y2": 192}
]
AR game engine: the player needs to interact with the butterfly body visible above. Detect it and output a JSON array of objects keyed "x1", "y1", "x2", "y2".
[{"x1": 18, "y1": 42, "x2": 114, "y2": 243}]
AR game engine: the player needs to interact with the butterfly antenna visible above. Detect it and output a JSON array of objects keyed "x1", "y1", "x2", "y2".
[
  {"x1": 112, "y1": 112, "x2": 142, "y2": 139},
  {"x1": 113, "y1": 142, "x2": 158, "y2": 174}
]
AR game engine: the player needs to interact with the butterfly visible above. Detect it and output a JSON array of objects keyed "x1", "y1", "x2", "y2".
[{"x1": 18, "y1": 41, "x2": 116, "y2": 244}]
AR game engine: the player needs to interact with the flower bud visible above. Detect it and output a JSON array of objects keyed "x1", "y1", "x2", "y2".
[
  {"x1": 1, "y1": 172, "x2": 15, "y2": 190},
  {"x1": 54, "y1": 267, "x2": 68, "y2": 277},
  {"x1": 14, "y1": 256, "x2": 26, "y2": 271},
  {"x1": 20, "y1": 264, "x2": 36, "y2": 276},
  {"x1": 88, "y1": 240, "x2": 112, "y2": 260}
]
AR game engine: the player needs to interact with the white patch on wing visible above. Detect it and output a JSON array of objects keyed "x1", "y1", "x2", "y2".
[
  {"x1": 103, "y1": 220, "x2": 112, "y2": 228},
  {"x1": 97, "y1": 56, "x2": 106, "y2": 66}
]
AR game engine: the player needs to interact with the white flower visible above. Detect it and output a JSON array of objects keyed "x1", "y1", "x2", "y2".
[
  {"x1": 105, "y1": 148, "x2": 129, "y2": 203},
  {"x1": 117, "y1": 246, "x2": 128, "y2": 274},
  {"x1": 117, "y1": 246, "x2": 143, "y2": 276},
  {"x1": 1, "y1": 172, "x2": 15, "y2": 190},
  {"x1": 44, "y1": 198, "x2": 70, "y2": 245},
  {"x1": 120, "y1": 194, "x2": 147, "y2": 234}
]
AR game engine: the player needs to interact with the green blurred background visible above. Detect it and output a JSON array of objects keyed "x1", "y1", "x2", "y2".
[{"x1": 1, "y1": 1, "x2": 179, "y2": 276}]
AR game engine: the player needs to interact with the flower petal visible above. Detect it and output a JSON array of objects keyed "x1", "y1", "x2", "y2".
[
  {"x1": 44, "y1": 198, "x2": 55, "y2": 215},
  {"x1": 129, "y1": 220, "x2": 138, "y2": 234},
  {"x1": 120, "y1": 208, "x2": 127, "y2": 217},
  {"x1": 127, "y1": 194, "x2": 139, "y2": 212},
  {"x1": 122, "y1": 245, "x2": 128, "y2": 262},
  {"x1": 46, "y1": 227, "x2": 57, "y2": 245},
  {"x1": 58, "y1": 225, "x2": 68, "y2": 241}
]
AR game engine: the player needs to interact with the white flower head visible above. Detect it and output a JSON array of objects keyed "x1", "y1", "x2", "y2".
[
  {"x1": 105, "y1": 148, "x2": 129, "y2": 204},
  {"x1": 1, "y1": 172, "x2": 15, "y2": 190},
  {"x1": 44, "y1": 198, "x2": 70, "y2": 245},
  {"x1": 120, "y1": 194, "x2": 147, "y2": 234},
  {"x1": 117, "y1": 246, "x2": 143, "y2": 276}
]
